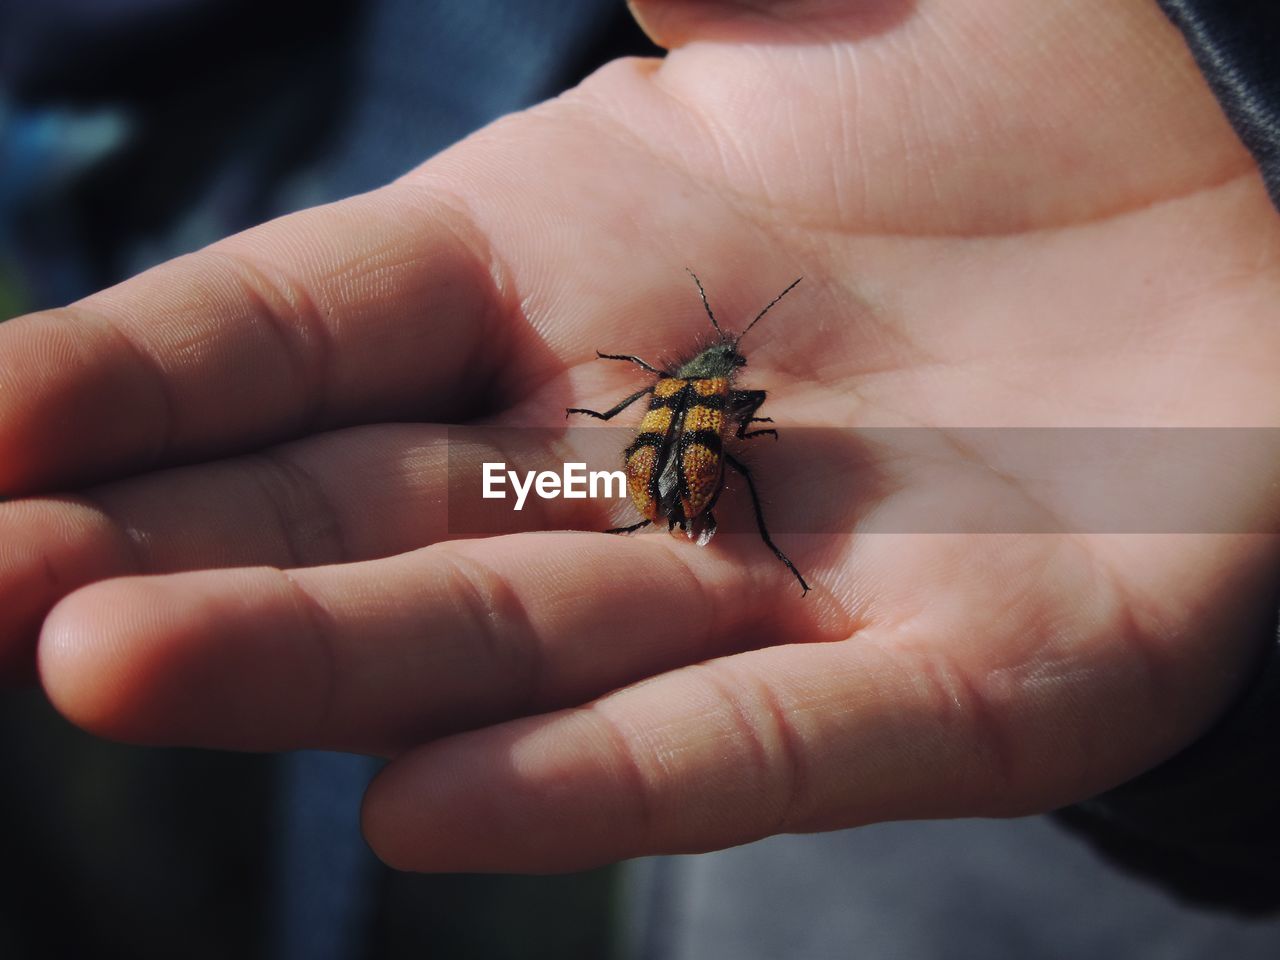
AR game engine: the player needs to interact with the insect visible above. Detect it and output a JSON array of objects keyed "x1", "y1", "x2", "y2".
[{"x1": 566, "y1": 270, "x2": 809, "y2": 595}]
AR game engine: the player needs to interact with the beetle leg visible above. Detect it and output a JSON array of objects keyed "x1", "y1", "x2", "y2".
[
  {"x1": 728, "y1": 390, "x2": 778, "y2": 440},
  {"x1": 596, "y1": 351, "x2": 671, "y2": 376},
  {"x1": 724, "y1": 453, "x2": 809, "y2": 596},
  {"x1": 567, "y1": 386, "x2": 653, "y2": 420},
  {"x1": 606, "y1": 519, "x2": 652, "y2": 535}
]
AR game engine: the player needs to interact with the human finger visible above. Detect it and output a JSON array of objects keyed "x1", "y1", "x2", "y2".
[
  {"x1": 620, "y1": 0, "x2": 1249, "y2": 235},
  {"x1": 359, "y1": 621, "x2": 1208, "y2": 873},
  {"x1": 0, "y1": 419, "x2": 647, "y2": 681},
  {"x1": 38, "y1": 532, "x2": 831, "y2": 755},
  {"x1": 0, "y1": 183, "x2": 515, "y2": 496}
]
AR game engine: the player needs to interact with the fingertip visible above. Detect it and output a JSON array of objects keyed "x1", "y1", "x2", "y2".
[
  {"x1": 360, "y1": 736, "x2": 488, "y2": 874},
  {"x1": 0, "y1": 497, "x2": 136, "y2": 684},
  {"x1": 359, "y1": 765, "x2": 416, "y2": 873},
  {"x1": 38, "y1": 577, "x2": 163, "y2": 740},
  {"x1": 0, "y1": 312, "x2": 166, "y2": 494},
  {"x1": 37, "y1": 568, "x2": 326, "y2": 748},
  {"x1": 361, "y1": 712, "x2": 644, "y2": 874}
]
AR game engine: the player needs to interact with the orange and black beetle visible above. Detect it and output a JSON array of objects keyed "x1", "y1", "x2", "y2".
[{"x1": 567, "y1": 270, "x2": 809, "y2": 595}]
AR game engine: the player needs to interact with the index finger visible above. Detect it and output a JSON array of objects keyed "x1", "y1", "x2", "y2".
[{"x1": 0, "y1": 184, "x2": 513, "y2": 495}]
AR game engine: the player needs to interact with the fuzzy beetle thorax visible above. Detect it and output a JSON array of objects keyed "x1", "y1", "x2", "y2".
[{"x1": 675, "y1": 342, "x2": 746, "y2": 380}]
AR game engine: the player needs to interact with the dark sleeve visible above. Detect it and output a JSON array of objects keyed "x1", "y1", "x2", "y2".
[
  {"x1": 1055, "y1": 2, "x2": 1280, "y2": 909},
  {"x1": 1156, "y1": 0, "x2": 1280, "y2": 210},
  {"x1": 1057, "y1": 627, "x2": 1280, "y2": 913}
]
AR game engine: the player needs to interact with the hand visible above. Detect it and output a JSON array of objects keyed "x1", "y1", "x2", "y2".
[{"x1": 4, "y1": 0, "x2": 1278, "y2": 872}]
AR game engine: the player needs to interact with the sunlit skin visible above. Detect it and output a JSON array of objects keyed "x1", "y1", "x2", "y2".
[{"x1": 2, "y1": 0, "x2": 1280, "y2": 873}]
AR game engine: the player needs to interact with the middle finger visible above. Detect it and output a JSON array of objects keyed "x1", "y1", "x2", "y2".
[
  {"x1": 1, "y1": 421, "x2": 628, "y2": 659},
  {"x1": 38, "y1": 531, "x2": 832, "y2": 755}
]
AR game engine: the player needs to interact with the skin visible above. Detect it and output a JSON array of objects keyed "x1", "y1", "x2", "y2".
[{"x1": 2, "y1": 0, "x2": 1279, "y2": 872}]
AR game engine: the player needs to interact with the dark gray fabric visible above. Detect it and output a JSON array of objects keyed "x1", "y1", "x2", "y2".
[
  {"x1": 1157, "y1": 0, "x2": 1280, "y2": 211},
  {"x1": 624, "y1": 818, "x2": 1280, "y2": 960},
  {"x1": 1058, "y1": 627, "x2": 1280, "y2": 913}
]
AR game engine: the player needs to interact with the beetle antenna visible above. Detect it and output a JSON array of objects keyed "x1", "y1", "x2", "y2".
[
  {"x1": 738, "y1": 276, "x2": 803, "y2": 342},
  {"x1": 686, "y1": 268, "x2": 725, "y2": 337}
]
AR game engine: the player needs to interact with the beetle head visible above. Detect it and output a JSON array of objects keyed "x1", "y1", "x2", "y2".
[{"x1": 685, "y1": 268, "x2": 802, "y2": 355}]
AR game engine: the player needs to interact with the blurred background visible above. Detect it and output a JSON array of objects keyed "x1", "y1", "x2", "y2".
[
  {"x1": 0, "y1": 1, "x2": 655, "y2": 957},
  {"x1": 0, "y1": 0, "x2": 657, "y2": 317}
]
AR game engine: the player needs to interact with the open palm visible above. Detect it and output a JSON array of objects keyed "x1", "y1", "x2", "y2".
[{"x1": 4, "y1": 0, "x2": 1279, "y2": 871}]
